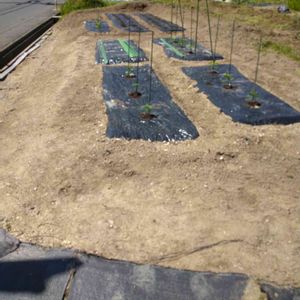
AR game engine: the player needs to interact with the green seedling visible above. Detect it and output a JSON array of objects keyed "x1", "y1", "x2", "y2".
[
  {"x1": 222, "y1": 72, "x2": 234, "y2": 88},
  {"x1": 209, "y1": 60, "x2": 219, "y2": 73},
  {"x1": 173, "y1": 37, "x2": 185, "y2": 47},
  {"x1": 140, "y1": 103, "x2": 156, "y2": 120},
  {"x1": 246, "y1": 88, "x2": 259, "y2": 101},
  {"x1": 95, "y1": 19, "x2": 102, "y2": 30},
  {"x1": 125, "y1": 66, "x2": 135, "y2": 78},
  {"x1": 188, "y1": 40, "x2": 195, "y2": 53},
  {"x1": 178, "y1": 37, "x2": 186, "y2": 48},
  {"x1": 142, "y1": 103, "x2": 153, "y2": 114},
  {"x1": 129, "y1": 81, "x2": 141, "y2": 98},
  {"x1": 246, "y1": 88, "x2": 261, "y2": 108},
  {"x1": 132, "y1": 82, "x2": 139, "y2": 90}
]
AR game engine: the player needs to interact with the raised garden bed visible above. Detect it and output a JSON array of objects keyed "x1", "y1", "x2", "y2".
[
  {"x1": 182, "y1": 64, "x2": 300, "y2": 125},
  {"x1": 155, "y1": 37, "x2": 223, "y2": 61},
  {"x1": 138, "y1": 13, "x2": 184, "y2": 32},
  {"x1": 102, "y1": 65, "x2": 199, "y2": 141},
  {"x1": 106, "y1": 14, "x2": 149, "y2": 32},
  {"x1": 84, "y1": 20, "x2": 110, "y2": 33},
  {"x1": 96, "y1": 39, "x2": 148, "y2": 64}
]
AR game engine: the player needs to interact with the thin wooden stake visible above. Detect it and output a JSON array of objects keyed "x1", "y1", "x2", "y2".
[
  {"x1": 135, "y1": 29, "x2": 141, "y2": 93},
  {"x1": 190, "y1": 5, "x2": 193, "y2": 53},
  {"x1": 254, "y1": 34, "x2": 263, "y2": 84},
  {"x1": 148, "y1": 31, "x2": 154, "y2": 104},
  {"x1": 171, "y1": 0, "x2": 174, "y2": 38},
  {"x1": 127, "y1": 17, "x2": 131, "y2": 72},
  {"x1": 214, "y1": 15, "x2": 221, "y2": 59},
  {"x1": 194, "y1": 0, "x2": 200, "y2": 54},
  {"x1": 228, "y1": 19, "x2": 236, "y2": 75},
  {"x1": 175, "y1": 3, "x2": 179, "y2": 26},
  {"x1": 205, "y1": 0, "x2": 215, "y2": 62},
  {"x1": 178, "y1": 0, "x2": 185, "y2": 40}
]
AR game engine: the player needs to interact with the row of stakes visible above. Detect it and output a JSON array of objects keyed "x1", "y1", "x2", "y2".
[{"x1": 98, "y1": 0, "x2": 264, "y2": 119}]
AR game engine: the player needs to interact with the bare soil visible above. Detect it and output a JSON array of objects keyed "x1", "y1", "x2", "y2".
[{"x1": 0, "y1": 2, "x2": 299, "y2": 287}]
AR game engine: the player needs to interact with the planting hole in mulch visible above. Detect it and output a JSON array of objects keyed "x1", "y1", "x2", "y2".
[
  {"x1": 95, "y1": 39, "x2": 148, "y2": 64},
  {"x1": 137, "y1": 13, "x2": 184, "y2": 32},
  {"x1": 102, "y1": 65, "x2": 199, "y2": 141},
  {"x1": 155, "y1": 37, "x2": 223, "y2": 61},
  {"x1": 247, "y1": 100, "x2": 262, "y2": 109},
  {"x1": 209, "y1": 70, "x2": 219, "y2": 75},
  {"x1": 129, "y1": 91, "x2": 142, "y2": 98},
  {"x1": 223, "y1": 84, "x2": 236, "y2": 90},
  {"x1": 84, "y1": 20, "x2": 110, "y2": 33},
  {"x1": 106, "y1": 13, "x2": 149, "y2": 32},
  {"x1": 140, "y1": 112, "x2": 157, "y2": 120},
  {"x1": 182, "y1": 64, "x2": 300, "y2": 125},
  {"x1": 125, "y1": 72, "x2": 136, "y2": 79}
]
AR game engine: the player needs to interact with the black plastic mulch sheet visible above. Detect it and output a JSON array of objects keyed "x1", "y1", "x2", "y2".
[
  {"x1": 102, "y1": 65, "x2": 199, "y2": 141},
  {"x1": 155, "y1": 37, "x2": 223, "y2": 61},
  {"x1": 106, "y1": 13, "x2": 149, "y2": 32},
  {"x1": 69, "y1": 256, "x2": 249, "y2": 300},
  {"x1": 138, "y1": 13, "x2": 184, "y2": 32},
  {"x1": 182, "y1": 64, "x2": 300, "y2": 125},
  {"x1": 95, "y1": 40, "x2": 148, "y2": 65},
  {"x1": 84, "y1": 20, "x2": 110, "y2": 33}
]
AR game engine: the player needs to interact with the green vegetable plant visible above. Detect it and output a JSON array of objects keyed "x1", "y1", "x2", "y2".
[
  {"x1": 143, "y1": 103, "x2": 152, "y2": 114},
  {"x1": 209, "y1": 60, "x2": 219, "y2": 74},
  {"x1": 125, "y1": 66, "x2": 135, "y2": 78},
  {"x1": 140, "y1": 103, "x2": 156, "y2": 120},
  {"x1": 173, "y1": 37, "x2": 186, "y2": 48},
  {"x1": 129, "y1": 82, "x2": 141, "y2": 98},
  {"x1": 132, "y1": 82, "x2": 139, "y2": 90},
  {"x1": 246, "y1": 88, "x2": 259, "y2": 101},
  {"x1": 222, "y1": 72, "x2": 234, "y2": 89},
  {"x1": 95, "y1": 19, "x2": 101, "y2": 30},
  {"x1": 246, "y1": 88, "x2": 261, "y2": 108}
]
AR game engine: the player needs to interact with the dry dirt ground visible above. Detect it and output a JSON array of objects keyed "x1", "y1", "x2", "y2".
[{"x1": 0, "y1": 1, "x2": 299, "y2": 288}]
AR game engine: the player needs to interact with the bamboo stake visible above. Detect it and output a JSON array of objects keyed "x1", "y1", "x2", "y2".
[
  {"x1": 178, "y1": 0, "x2": 185, "y2": 40},
  {"x1": 148, "y1": 31, "x2": 154, "y2": 104},
  {"x1": 205, "y1": 0, "x2": 215, "y2": 62},
  {"x1": 190, "y1": 5, "x2": 193, "y2": 53},
  {"x1": 170, "y1": 0, "x2": 174, "y2": 38},
  {"x1": 127, "y1": 17, "x2": 131, "y2": 73},
  {"x1": 194, "y1": 0, "x2": 200, "y2": 54},
  {"x1": 228, "y1": 19, "x2": 236, "y2": 75},
  {"x1": 254, "y1": 34, "x2": 263, "y2": 84},
  {"x1": 135, "y1": 28, "x2": 141, "y2": 94},
  {"x1": 214, "y1": 15, "x2": 221, "y2": 59}
]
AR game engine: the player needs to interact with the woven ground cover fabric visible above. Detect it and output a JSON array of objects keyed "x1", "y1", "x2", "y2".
[
  {"x1": 182, "y1": 64, "x2": 300, "y2": 125},
  {"x1": 155, "y1": 37, "x2": 223, "y2": 61},
  {"x1": 102, "y1": 65, "x2": 199, "y2": 141},
  {"x1": 96, "y1": 39, "x2": 148, "y2": 64},
  {"x1": 138, "y1": 13, "x2": 184, "y2": 32},
  {"x1": 106, "y1": 13, "x2": 149, "y2": 32}
]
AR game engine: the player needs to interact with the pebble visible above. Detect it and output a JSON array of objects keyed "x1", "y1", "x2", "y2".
[{"x1": 108, "y1": 220, "x2": 114, "y2": 228}]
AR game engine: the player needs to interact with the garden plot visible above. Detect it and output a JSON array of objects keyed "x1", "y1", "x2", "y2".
[
  {"x1": 96, "y1": 39, "x2": 148, "y2": 64},
  {"x1": 103, "y1": 65, "x2": 199, "y2": 141},
  {"x1": 106, "y1": 13, "x2": 149, "y2": 32},
  {"x1": 84, "y1": 20, "x2": 110, "y2": 33},
  {"x1": 183, "y1": 64, "x2": 300, "y2": 125},
  {"x1": 156, "y1": 37, "x2": 223, "y2": 61},
  {"x1": 138, "y1": 13, "x2": 184, "y2": 32},
  {"x1": 2, "y1": 3, "x2": 300, "y2": 289}
]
